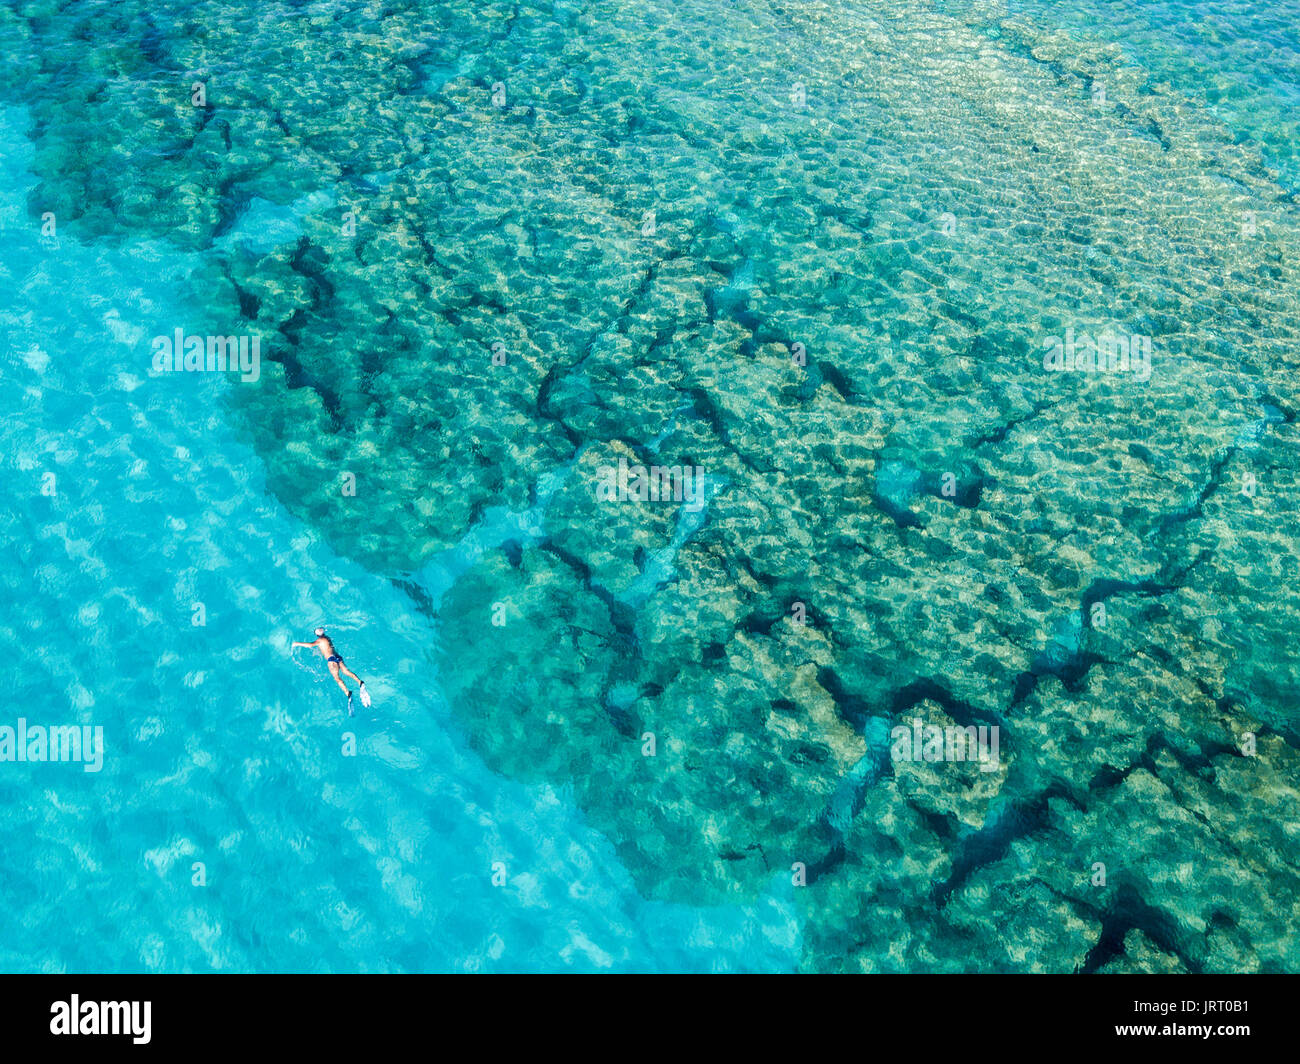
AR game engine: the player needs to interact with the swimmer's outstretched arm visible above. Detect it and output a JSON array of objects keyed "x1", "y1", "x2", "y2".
[{"x1": 290, "y1": 639, "x2": 319, "y2": 649}]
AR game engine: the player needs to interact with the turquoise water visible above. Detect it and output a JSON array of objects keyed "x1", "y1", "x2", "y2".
[
  {"x1": 0, "y1": 0, "x2": 1298, "y2": 973},
  {"x1": 999, "y1": 0, "x2": 1300, "y2": 192},
  {"x1": 0, "y1": 108, "x2": 798, "y2": 972}
]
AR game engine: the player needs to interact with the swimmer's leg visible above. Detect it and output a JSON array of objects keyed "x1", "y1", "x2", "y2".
[
  {"x1": 339, "y1": 664, "x2": 369, "y2": 707},
  {"x1": 328, "y1": 662, "x2": 351, "y2": 696}
]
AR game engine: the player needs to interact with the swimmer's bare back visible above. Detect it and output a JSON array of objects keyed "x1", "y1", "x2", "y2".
[{"x1": 310, "y1": 635, "x2": 340, "y2": 661}]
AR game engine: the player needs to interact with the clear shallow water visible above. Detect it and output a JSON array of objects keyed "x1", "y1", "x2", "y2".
[
  {"x1": 1, "y1": 0, "x2": 1298, "y2": 973},
  {"x1": 0, "y1": 106, "x2": 798, "y2": 972},
  {"x1": 999, "y1": 0, "x2": 1300, "y2": 192}
]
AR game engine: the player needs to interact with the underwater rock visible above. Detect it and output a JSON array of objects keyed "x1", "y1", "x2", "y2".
[{"x1": 8, "y1": 0, "x2": 1299, "y2": 971}]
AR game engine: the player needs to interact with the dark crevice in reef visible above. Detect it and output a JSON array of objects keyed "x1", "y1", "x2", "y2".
[
  {"x1": 719, "y1": 841, "x2": 767, "y2": 864},
  {"x1": 370, "y1": 310, "x2": 414, "y2": 380},
  {"x1": 531, "y1": 252, "x2": 693, "y2": 454},
  {"x1": 535, "y1": 364, "x2": 583, "y2": 449},
  {"x1": 1080, "y1": 575, "x2": 1176, "y2": 618},
  {"x1": 917, "y1": 807, "x2": 959, "y2": 842},
  {"x1": 1081, "y1": 883, "x2": 1201, "y2": 973},
  {"x1": 890, "y1": 677, "x2": 1006, "y2": 731},
  {"x1": 392, "y1": 576, "x2": 438, "y2": 618},
  {"x1": 391, "y1": 45, "x2": 442, "y2": 95},
  {"x1": 933, "y1": 782, "x2": 1079, "y2": 908},
  {"x1": 932, "y1": 467, "x2": 988, "y2": 509},
  {"x1": 1195, "y1": 678, "x2": 1242, "y2": 720},
  {"x1": 1009, "y1": 671, "x2": 1039, "y2": 707},
  {"x1": 1011, "y1": 555, "x2": 1205, "y2": 714},
  {"x1": 870, "y1": 454, "x2": 990, "y2": 530},
  {"x1": 191, "y1": 104, "x2": 214, "y2": 139},
  {"x1": 701, "y1": 641, "x2": 727, "y2": 665},
  {"x1": 1010, "y1": 650, "x2": 1111, "y2": 709},
  {"x1": 225, "y1": 269, "x2": 261, "y2": 321},
  {"x1": 288, "y1": 237, "x2": 336, "y2": 314},
  {"x1": 814, "y1": 361, "x2": 857, "y2": 404},
  {"x1": 1011, "y1": 553, "x2": 1214, "y2": 710},
  {"x1": 212, "y1": 178, "x2": 253, "y2": 242},
  {"x1": 501, "y1": 538, "x2": 523, "y2": 568},
  {"x1": 999, "y1": 31, "x2": 1174, "y2": 153},
  {"x1": 816, "y1": 667, "x2": 1011, "y2": 758},
  {"x1": 702, "y1": 272, "x2": 789, "y2": 361},
  {"x1": 614, "y1": 261, "x2": 667, "y2": 336},
  {"x1": 934, "y1": 299, "x2": 983, "y2": 331},
  {"x1": 1153, "y1": 732, "x2": 1224, "y2": 781},
  {"x1": 274, "y1": 310, "x2": 346, "y2": 431},
  {"x1": 967, "y1": 399, "x2": 1058, "y2": 448},
  {"x1": 815, "y1": 667, "x2": 875, "y2": 733},
  {"x1": 1084, "y1": 733, "x2": 1211, "y2": 794},
  {"x1": 1153, "y1": 445, "x2": 1240, "y2": 536},
  {"x1": 414, "y1": 229, "x2": 451, "y2": 277},
  {"x1": 1108, "y1": 93, "x2": 1172, "y2": 150},
  {"x1": 461, "y1": 288, "x2": 512, "y2": 317},
  {"x1": 802, "y1": 840, "x2": 848, "y2": 883},
  {"x1": 684, "y1": 386, "x2": 733, "y2": 447},
  {"x1": 536, "y1": 538, "x2": 641, "y2": 657},
  {"x1": 819, "y1": 203, "x2": 874, "y2": 239},
  {"x1": 1209, "y1": 684, "x2": 1300, "y2": 754},
  {"x1": 822, "y1": 745, "x2": 893, "y2": 849},
  {"x1": 137, "y1": 14, "x2": 172, "y2": 68},
  {"x1": 642, "y1": 322, "x2": 679, "y2": 364},
  {"x1": 1253, "y1": 719, "x2": 1300, "y2": 756},
  {"x1": 737, "y1": 596, "x2": 817, "y2": 638},
  {"x1": 1087, "y1": 762, "x2": 1135, "y2": 791},
  {"x1": 600, "y1": 695, "x2": 640, "y2": 739},
  {"x1": 1257, "y1": 393, "x2": 1297, "y2": 424}
]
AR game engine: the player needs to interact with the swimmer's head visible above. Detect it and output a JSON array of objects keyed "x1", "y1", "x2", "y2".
[{"x1": 314, "y1": 627, "x2": 326, "y2": 637}]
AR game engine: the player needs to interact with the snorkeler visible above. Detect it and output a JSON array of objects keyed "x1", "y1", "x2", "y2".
[{"x1": 292, "y1": 627, "x2": 370, "y2": 715}]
